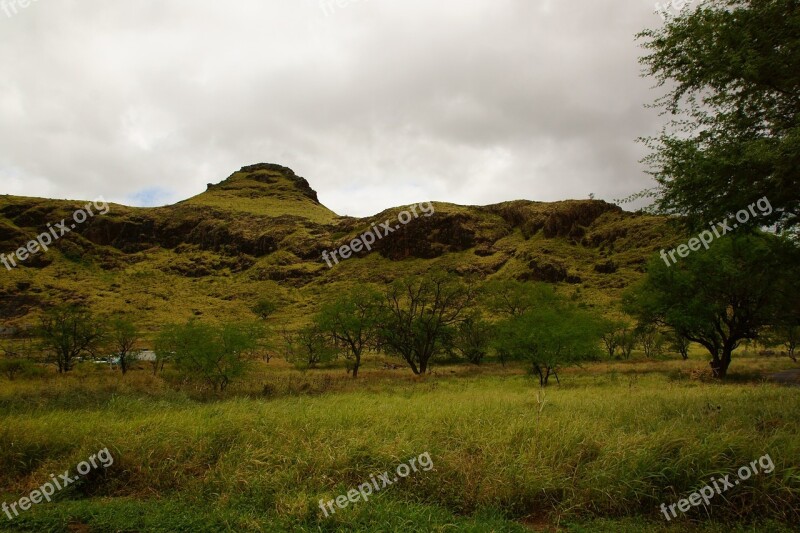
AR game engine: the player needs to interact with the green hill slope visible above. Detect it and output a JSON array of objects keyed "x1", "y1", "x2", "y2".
[{"x1": 0, "y1": 164, "x2": 681, "y2": 334}]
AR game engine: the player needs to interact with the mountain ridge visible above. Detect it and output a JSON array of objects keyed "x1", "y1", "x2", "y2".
[{"x1": 0, "y1": 164, "x2": 679, "y2": 331}]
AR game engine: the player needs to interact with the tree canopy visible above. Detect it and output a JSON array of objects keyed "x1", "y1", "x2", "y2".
[
  {"x1": 624, "y1": 233, "x2": 798, "y2": 377},
  {"x1": 638, "y1": 0, "x2": 800, "y2": 232},
  {"x1": 494, "y1": 299, "x2": 606, "y2": 387}
]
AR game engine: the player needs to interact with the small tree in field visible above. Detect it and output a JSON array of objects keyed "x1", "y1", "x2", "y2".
[
  {"x1": 156, "y1": 321, "x2": 260, "y2": 392},
  {"x1": 317, "y1": 286, "x2": 381, "y2": 378},
  {"x1": 636, "y1": 325, "x2": 665, "y2": 359},
  {"x1": 494, "y1": 303, "x2": 605, "y2": 387},
  {"x1": 617, "y1": 328, "x2": 637, "y2": 360},
  {"x1": 38, "y1": 305, "x2": 104, "y2": 373},
  {"x1": 771, "y1": 297, "x2": 800, "y2": 362},
  {"x1": 291, "y1": 323, "x2": 337, "y2": 370},
  {"x1": 108, "y1": 316, "x2": 140, "y2": 375},
  {"x1": 779, "y1": 326, "x2": 799, "y2": 363},
  {"x1": 0, "y1": 359, "x2": 32, "y2": 380},
  {"x1": 600, "y1": 322, "x2": 628, "y2": 359},
  {"x1": 451, "y1": 313, "x2": 494, "y2": 365},
  {"x1": 378, "y1": 271, "x2": 476, "y2": 375},
  {"x1": 666, "y1": 330, "x2": 691, "y2": 360}
]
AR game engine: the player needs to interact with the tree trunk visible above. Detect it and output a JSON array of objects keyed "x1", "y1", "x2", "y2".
[
  {"x1": 710, "y1": 350, "x2": 732, "y2": 379},
  {"x1": 532, "y1": 363, "x2": 546, "y2": 387}
]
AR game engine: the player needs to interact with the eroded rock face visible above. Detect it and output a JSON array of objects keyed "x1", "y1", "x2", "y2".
[
  {"x1": 488, "y1": 200, "x2": 622, "y2": 241},
  {"x1": 0, "y1": 289, "x2": 41, "y2": 319},
  {"x1": 237, "y1": 163, "x2": 322, "y2": 204},
  {"x1": 519, "y1": 257, "x2": 582, "y2": 284}
]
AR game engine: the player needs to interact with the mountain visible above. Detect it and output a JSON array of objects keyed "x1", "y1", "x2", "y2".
[{"x1": 0, "y1": 164, "x2": 679, "y2": 332}]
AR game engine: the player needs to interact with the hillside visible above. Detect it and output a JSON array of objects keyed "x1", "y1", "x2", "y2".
[{"x1": 0, "y1": 163, "x2": 679, "y2": 333}]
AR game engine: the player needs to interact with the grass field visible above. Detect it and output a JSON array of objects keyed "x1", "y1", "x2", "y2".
[{"x1": 1, "y1": 354, "x2": 799, "y2": 532}]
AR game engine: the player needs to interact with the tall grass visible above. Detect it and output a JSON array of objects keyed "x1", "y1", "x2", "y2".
[{"x1": 0, "y1": 358, "x2": 798, "y2": 531}]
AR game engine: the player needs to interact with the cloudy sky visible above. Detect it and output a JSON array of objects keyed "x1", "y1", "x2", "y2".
[{"x1": 0, "y1": 0, "x2": 672, "y2": 217}]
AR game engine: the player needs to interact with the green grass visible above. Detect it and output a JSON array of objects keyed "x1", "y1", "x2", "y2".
[{"x1": 0, "y1": 357, "x2": 798, "y2": 531}]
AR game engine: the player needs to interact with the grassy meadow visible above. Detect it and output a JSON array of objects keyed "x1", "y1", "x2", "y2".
[{"x1": 1, "y1": 353, "x2": 798, "y2": 532}]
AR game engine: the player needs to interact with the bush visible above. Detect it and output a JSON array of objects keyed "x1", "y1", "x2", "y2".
[{"x1": 0, "y1": 358, "x2": 35, "y2": 380}]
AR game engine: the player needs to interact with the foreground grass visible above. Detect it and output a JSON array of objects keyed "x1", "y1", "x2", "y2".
[{"x1": 1, "y1": 357, "x2": 799, "y2": 531}]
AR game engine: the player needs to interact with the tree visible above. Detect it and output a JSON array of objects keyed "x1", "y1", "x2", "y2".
[
  {"x1": 624, "y1": 234, "x2": 797, "y2": 378},
  {"x1": 617, "y1": 328, "x2": 637, "y2": 360},
  {"x1": 776, "y1": 326, "x2": 799, "y2": 363},
  {"x1": 155, "y1": 321, "x2": 260, "y2": 392},
  {"x1": 38, "y1": 305, "x2": 104, "y2": 373},
  {"x1": 666, "y1": 330, "x2": 691, "y2": 360},
  {"x1": 638, "y1": 0, "x2": 800, "y2": 233},
  {"x1": 771, "y1": 294, "x2": 800, "y2": 362},
  {"x1": 317, "y1": 286, "x2": 381, "y2": 378},
  {"x1": 600, "y1": 322, "x2": 628, "y2": 359},
  {"x1": 483, "y1": 280, "x2": 556, "y2": 318},
  {"x1": 252, "y1": 298, "x2": 279, "y2": 320},
  {"x1": 451, "y1": 313, "x2": 494, "y2": 365},
  {"x1": 290, "y1": 323, "x2": 337, "y2": 370},
  {"x1": 636, "y1": 324, "x2": 665, "y2": 359},
  {"x1": 378, "y1": 271, "x2": 476, "y2": 375},
  {"x1": 0, "y1": 359, "x2": 32, "y2": 381},
  {"x1": 494, "y1": 303, "x2": 605, "y2": 387},
  {"x1": 482, "y1": 280, "x2": 556, "y2": 365},
  {"x1": 107, "y1": 316, "x2": 140, "y2": 375}
]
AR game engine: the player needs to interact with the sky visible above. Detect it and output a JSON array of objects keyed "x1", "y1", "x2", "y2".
[{"x1": 0, "y1": 0, "x2": 675, "y2": 217}]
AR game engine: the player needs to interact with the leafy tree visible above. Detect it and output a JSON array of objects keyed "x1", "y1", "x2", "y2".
[
  {"x1": 482, "y1": 280, "x2": 556, "y2": 365},
  {"x1": 317, "y1": 286, "x2": 382, "y2": 377},
  {"x1": 252, "y1": 298, "x2": 279, "y2": 320},
  {"x1": 494, "y1": 303, "x2": 605, "y2": 387},
  {"x1": 771, "y1": 295, "x2": 800, "y2": 362},
  {"x1": 636, "y1": 324, "x2": 665, "y2": 359},
  {"x1": 624, "y1": 234, "x2": 797, "y2": 378},
  {"x1": 638, "y1": 0, "x2": 800, "y2": 232},
  {"x1": 38, "y1": 305, "x2": 104, "y2": 373},
  {"x1": 777, "y1": 326, "x2": 799, "y2": 363},
  {"x1": 107, "y1": 316, "x2": 140, "y2": 375},
  {"x1": 617, "y1": 328, "x2": 637, "y2": 360},
  {"x1": 0, "y1": 359, "x2": 32, "y2": 380},
  {"x1": 291, "y1": 323, "x2": 337, "y2": 370},
  {"x1": 600, "y1": 322, "x2": 628, "y2": 359},
  {"x1": 666, "y1": 330, "x2": 691, "y2": 360},
  {"x1": 483, "y1": 280, "x2": 556, "y2": 318},
  {"x1": 451, "y1": 313, "x2": 494, "y2": 365},
  {"x1": 155, "y1": 321, "x2": 260, "y2": 392},
  {"x1": 379, "y1": 271, "x2": 476, "y2": 375}
]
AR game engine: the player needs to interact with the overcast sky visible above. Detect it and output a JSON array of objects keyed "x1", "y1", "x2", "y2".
[{"x1": 0, "y1": 0, "x2": 671, "y2": 217}]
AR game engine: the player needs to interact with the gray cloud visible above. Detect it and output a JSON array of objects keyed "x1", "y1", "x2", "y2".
[{"x1": 0, "y1": 0, "x2": 668, "y2": 216}]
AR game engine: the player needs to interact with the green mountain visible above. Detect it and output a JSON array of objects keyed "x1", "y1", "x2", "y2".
[{"x1": 0, "y1": 164, "x2": 678, "y2": 333}]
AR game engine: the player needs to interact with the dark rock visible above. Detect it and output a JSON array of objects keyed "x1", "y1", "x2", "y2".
[{"x1": 594, "y1": 260, "x2": 618, "y2": 274}]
